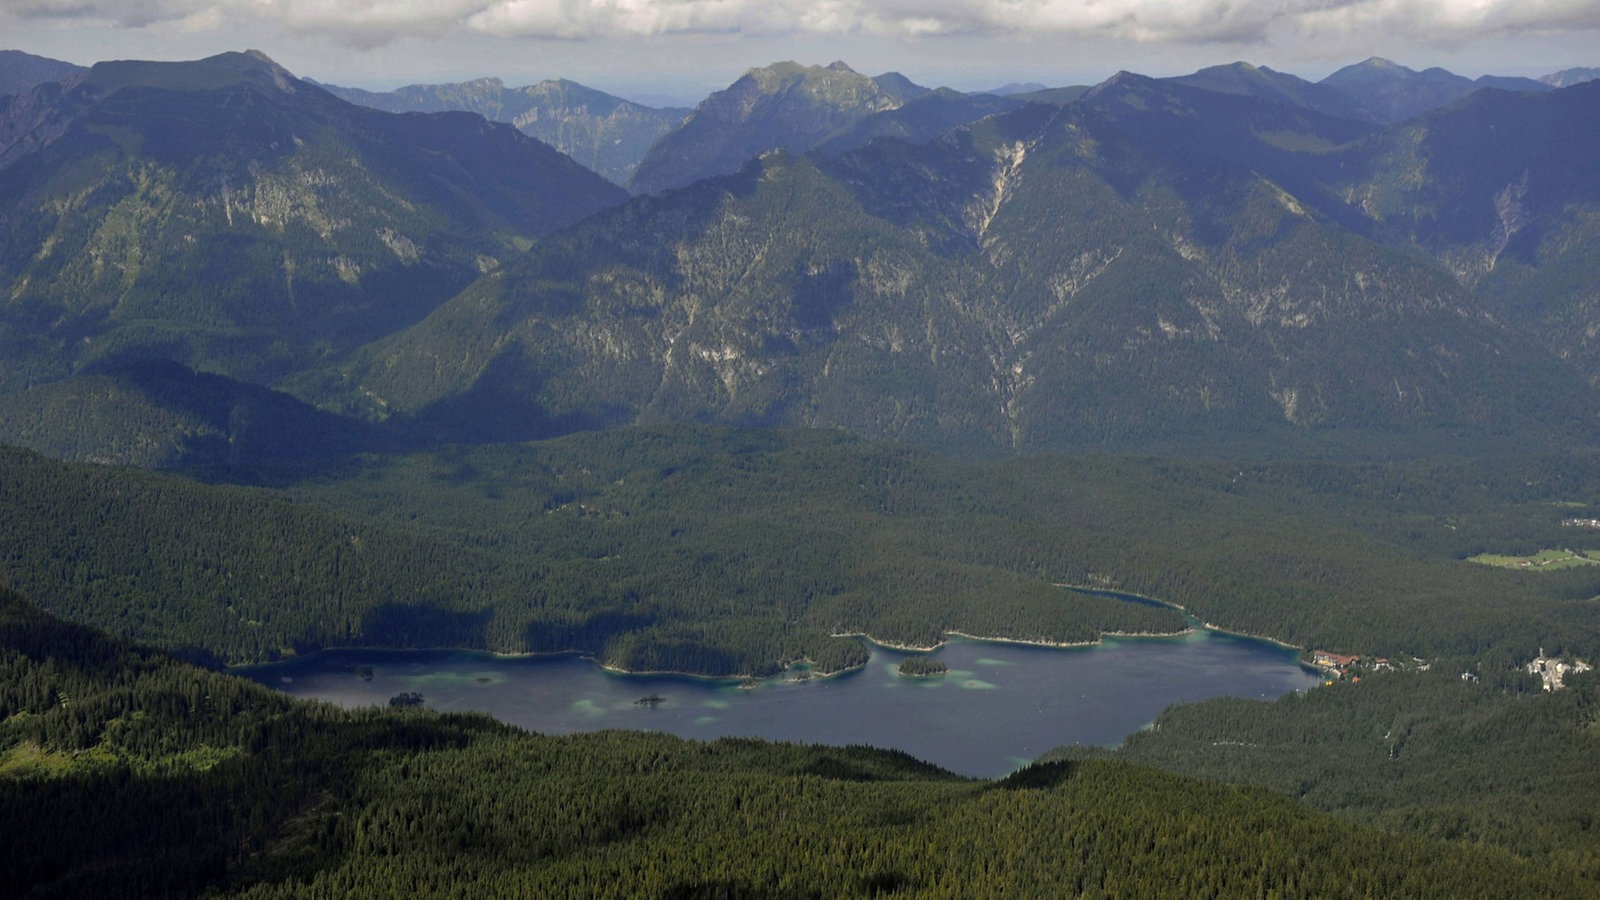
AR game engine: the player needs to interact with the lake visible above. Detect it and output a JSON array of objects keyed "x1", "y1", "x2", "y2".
[{"x1": 238, "y1": 626, "x2": 1321, "y2": 778}]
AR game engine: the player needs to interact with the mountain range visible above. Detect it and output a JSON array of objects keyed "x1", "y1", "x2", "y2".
[
  {"x1": 329, "y1": 67, "x2": 1600, "y2": 455},
  {"x1": 311, "y1": 55, "x2": 1600, "y2": 198},
  {"x1": 1, "y1": 49, "x2": 1600, "y2": 462}
]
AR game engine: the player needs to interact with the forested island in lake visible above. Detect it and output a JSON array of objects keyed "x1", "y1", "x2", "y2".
[{"x1": 897, "y1": 655, "x2": 949, "y2": 677}]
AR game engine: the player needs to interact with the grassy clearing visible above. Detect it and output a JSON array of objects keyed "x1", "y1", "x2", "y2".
[
  {"x1": 1466, "y1": 548, "x2": 1600, "y2": 571},
  {"x1": 0, "y1": 742, "x2": 75, "y2": 777}
]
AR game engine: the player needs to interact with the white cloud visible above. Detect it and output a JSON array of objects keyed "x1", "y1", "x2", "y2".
[
  {"x1": 2, "y1": 0, "x2": 216, "y2": 28},
  {"x1": 4, "y1": 0, "x2": 1598, "y2": 46},
  {"x1": 462, "y1": 0, "x2": 1600, "y2": 42},
  {"x1": 1304, "y1": 0, "x2": 1600, "y2": 39}
]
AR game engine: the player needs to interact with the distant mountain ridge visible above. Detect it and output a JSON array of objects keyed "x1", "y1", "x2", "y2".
[
  {"x1": 1168, "y1": 61, "x2": 1372, "y2": 121},
  {"x1": 987, "y1": 81, "x2": 1050, "y2": 95},
  {"x1": 1543, "y1": 67, "x2": 1600, "y2": 88},
  {"x1": 0, "y1": 49, "x2": 83, "y2": 98},
  {"x1": 1319, "y1": 56, "x2": 1553, "y2": 122},
  {"x1": 314, "y1": 76, "x2": 689, "y2": 185}
]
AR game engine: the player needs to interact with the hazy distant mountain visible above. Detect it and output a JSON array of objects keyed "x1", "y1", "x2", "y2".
[
  {"x1": 1006, "y1": 86, "x2": 1094, "y2": 105},
  {"x1": 1542, "y1": 67, "x2": 1600, "y2": 88},
  {"x1": 986, "y1": 82, "x2": 1049, "y2": 96},
  {"x1": 629, "y1": 62, "x2": 932, "y2": 195},
  {"x1": 338, "y1": 73, "x2": 1594, "y2": 454},
  {"x1": 1473, "y1": 74, "x2": 1555, "y2": 92},
  {"x1": 1320, "y1": 57, "x2": 1475, "y2": 122},
  {"x1": 315, "y1": 76, "x2": 689, "y2": 185},
  {"x1": 0, "y1": 49, "x2": 83, "y2": 97},
  {"x1": 0, "y1": 50, "x2": 627, "y2": 397},
  {"x1": 1320, "y1": 57, "x2": 1552, "y2": 122}
]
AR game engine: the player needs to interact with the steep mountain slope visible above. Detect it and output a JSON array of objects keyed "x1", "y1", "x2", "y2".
[
  {"x1": 1330, "y1": 80, "x2": 1600, "y2": 382},
  {"x1": 628, "y1": 61, "x2": 924, "y2": 195},
  {"x1": 0, "y1": 51, "x2": 628, "y2": 395},
  {"x1": 342, "y1": 75, "x2": 1593, "y2": 454},
  {"x1": 0, "y1": 49, "x2": 83, "y2": 98},
  {"x1": 316, "y1": 76, "x2": 689, "y2": 185}
]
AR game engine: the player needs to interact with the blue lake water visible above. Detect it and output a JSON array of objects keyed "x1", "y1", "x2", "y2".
[{"x1": 238, "y1": 627, "x2": 1321, "y2": 778}]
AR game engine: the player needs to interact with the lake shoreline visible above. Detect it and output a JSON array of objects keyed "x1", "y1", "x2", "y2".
[
  {"x1": 831, "y1": 625, "x2": 1199, "y2": 656},
  {"x1": 237, "y1": 627, "x2": 1326, "y2": 780},
  {"x1": 1054, "y1": 584, "x2": 1312, "y2": 659},
  {"x1": 235, "y1": 586, "x2": 1308, "y2": 682}
]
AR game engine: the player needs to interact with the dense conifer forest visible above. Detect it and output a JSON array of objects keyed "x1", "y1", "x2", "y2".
[
  {"x1": 4, "y1": 426, "x2": 1596, "y2": 676},
  {"x1": 1063, "y1": 669, "x2": 1600, "y2": 877}
]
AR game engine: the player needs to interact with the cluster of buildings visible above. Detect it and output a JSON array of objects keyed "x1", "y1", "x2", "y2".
[
  {"x1": 1526, "y1": 652, "x2": 1593, "y2": 691},
  {"x1": 1310, "y1": 651, "x2": 1398, "y2": 681},
  {"x1": 1314, "y1": 647, "x2": 1595, "y2": 691}
]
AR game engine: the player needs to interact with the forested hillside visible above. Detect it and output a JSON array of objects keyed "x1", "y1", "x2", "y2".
[
  {"x1": 0, "y1": 360, "x2": 388, "y2": 468},
  {"x1": 0, "y1": 433, "x2": 1184, "y2": 673},
  {"x1": 0, "y1": 51, "x2": 627, "y2": 395},
  {"x1": 3, "y1": 426, "x2": 1597, "y2": 677},
  {"x1": 1062, "y1": 668, "x2": 1600, "y2": 879}
]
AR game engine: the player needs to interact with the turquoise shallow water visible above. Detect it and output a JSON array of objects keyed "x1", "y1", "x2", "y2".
[{"x1": 239, "y1": 629, "x2": 1320, "y2": 778}]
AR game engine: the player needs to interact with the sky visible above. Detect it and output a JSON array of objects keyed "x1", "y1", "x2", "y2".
[{"x1": 3, "y1": 0, "x2": 1599, "y2": 106}]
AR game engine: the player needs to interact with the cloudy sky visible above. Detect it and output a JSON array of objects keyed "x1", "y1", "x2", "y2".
[{"x1": 4, "y1": 0, "x2": 1598, "y2": 104}]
